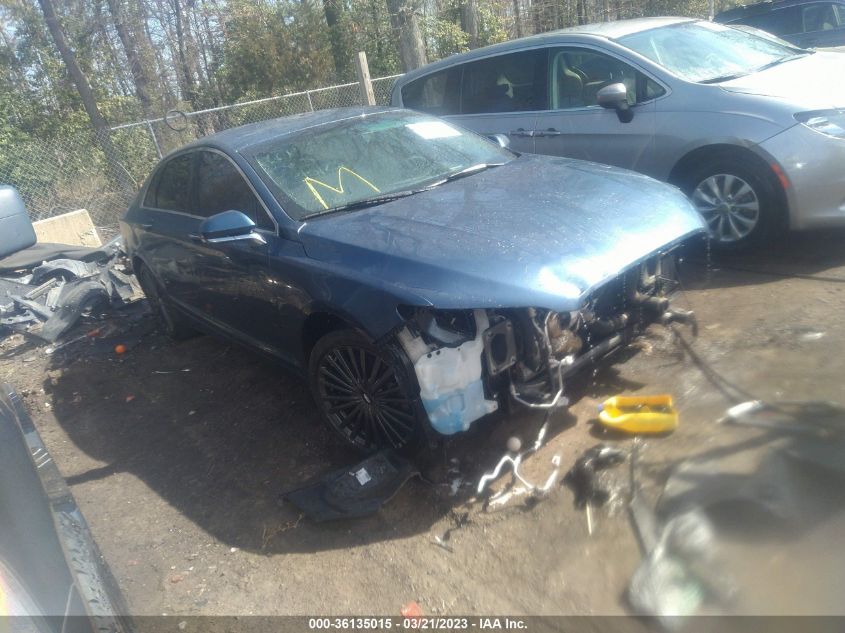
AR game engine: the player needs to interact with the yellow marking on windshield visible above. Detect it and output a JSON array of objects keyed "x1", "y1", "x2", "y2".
[{"x1": 304, "y1": 167, "x2": 380, "y2": 210}]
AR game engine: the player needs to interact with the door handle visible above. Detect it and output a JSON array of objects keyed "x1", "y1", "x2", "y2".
[
  {"x1": 508, "y1": 128, "x2": 534, "y2": 138},
  {"x1": 534, "y1": 128, "x2": 562, "y2": 137},
  {"x1": 138, "y1": 223, "x2": 153, "y2": 230}
]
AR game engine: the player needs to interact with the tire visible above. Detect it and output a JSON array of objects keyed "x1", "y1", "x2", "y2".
[
  {"x1": 136, "y1": 264, "x2": 197, "y2": 340},
  {"x1": 308, "y1": 329, "x2": 425, "y2": 453},
  {"x1": 675, "y1": 154, "x2": 785, "y2": 250}
]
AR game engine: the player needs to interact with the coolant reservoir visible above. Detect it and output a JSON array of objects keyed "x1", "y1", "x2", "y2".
[{"x1": 413, "y1": 309, "x2": 498, "y2": 435}]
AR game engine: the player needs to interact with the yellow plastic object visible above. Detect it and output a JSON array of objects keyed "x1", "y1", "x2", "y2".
[{"x1": 598, "y1": 395, "x2": 678, "y2": 434}]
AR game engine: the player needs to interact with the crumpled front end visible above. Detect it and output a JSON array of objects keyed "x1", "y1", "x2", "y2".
[{"x1": 396, "y1": 250, "x2": 694, "y2": 435}]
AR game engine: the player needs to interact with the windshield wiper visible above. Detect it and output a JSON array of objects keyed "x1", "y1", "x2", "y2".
[
  {"x1": 700, "y1": 52, "x2": 812, "y2": 84},
  {"x1": 302, "y1": 188, "x2": 429, "y2": 218},
  {"x1": 751, "y1": 52, "x2": 812, "y2": 73},
  {"x1": 700, "y1": 71, "x2": 750, "y2": 84},
  {"x1": 441, "y1": 162, "x2": 505, "y2": 183}
]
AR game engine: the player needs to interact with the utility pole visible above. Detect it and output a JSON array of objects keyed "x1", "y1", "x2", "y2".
[{"x1": 355, "y1": 51, "x2": 376, "y2": 106}]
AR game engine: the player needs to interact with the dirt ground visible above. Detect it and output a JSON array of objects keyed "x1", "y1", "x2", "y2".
[{"x1": 2, "y1": 231, "x2": 845, "y2": 619}]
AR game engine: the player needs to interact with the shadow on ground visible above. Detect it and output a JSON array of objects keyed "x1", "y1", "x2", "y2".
[
  {"x1": 679, "y1": 229, "x2": 845, "y2": 290},
  {"x1": 41, "y1": 322, "x2": 635, "y2": 556},
  {"x1": 40, "y1": 229, "x2": 845, "y2": 558}
]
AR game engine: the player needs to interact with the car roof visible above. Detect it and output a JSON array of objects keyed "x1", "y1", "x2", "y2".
[
  {"x1": 396, "y1": 17, "x2": 696, "y2": 85},
  {"x1": 716, "y1": 0, "x2": 821, "y2": 21},
  {"x1": 179, "y1": 106, "x2": 397, "y2": 154},
  {"x1": 556, "y1": 16, "x2": 696, "y2": 37}
]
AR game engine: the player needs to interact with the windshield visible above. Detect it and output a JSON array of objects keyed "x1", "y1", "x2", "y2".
[
  {"x1": 618, "y1": 21, "x2": 806, "y2": 83},
  {"x1": 247, "y1": 111, "x2": 513, "y2": 219}
]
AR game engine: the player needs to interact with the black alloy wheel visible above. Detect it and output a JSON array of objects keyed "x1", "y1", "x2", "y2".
[{"x1": 309, "y1": 329, "x2": 421, "y2": 452}]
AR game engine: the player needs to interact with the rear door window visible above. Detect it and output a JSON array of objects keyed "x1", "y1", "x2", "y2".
[
  {"x1": 400, "y1": 67, "x2": 462, "y2": 116},
  {"x1": 459, "y1": 49, "x2": 548, "y2": 114},
  {"x1": 193, "y1": 150, "x2": 273, "y2": 230},
  {"x1": 150, "y1": 154, "x2": 193, "y2": 213}
]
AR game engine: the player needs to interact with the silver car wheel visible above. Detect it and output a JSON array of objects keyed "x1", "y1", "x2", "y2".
[{"x1": 691, "y1": 174, "x2": 760, "y2": 243}]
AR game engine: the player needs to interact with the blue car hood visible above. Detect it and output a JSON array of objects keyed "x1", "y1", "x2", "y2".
[{"x1": 298, "y1": 154, "x2": 704, "y2": 312}]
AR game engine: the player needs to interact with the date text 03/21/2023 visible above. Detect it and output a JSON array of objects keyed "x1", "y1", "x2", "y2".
[{"x1": 306, "y1": 617, "x2": 528, "y2": 630}]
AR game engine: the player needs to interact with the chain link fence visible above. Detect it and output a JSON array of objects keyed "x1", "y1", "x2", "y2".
[{"x1": 1, "y1": 74, "x2": 402, "y2": 238}]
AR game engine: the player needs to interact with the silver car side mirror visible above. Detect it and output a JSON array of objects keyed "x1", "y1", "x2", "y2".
[{"x1": 597, "y1": 83, "x2": 634, "y2": 123}]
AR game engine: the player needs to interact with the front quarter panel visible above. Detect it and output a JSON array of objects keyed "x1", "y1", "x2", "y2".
[
  {"x1": 265, "y1": 237, "x2": 435, "y2": 367},
  {"x1": 650, "y1": 88, "x2": 794, "y2": 180}
]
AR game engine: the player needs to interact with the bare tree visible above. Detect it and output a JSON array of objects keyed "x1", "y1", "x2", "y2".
[
  {"x1": 386, "y1": 0, "x2": 427, "y2": 71},
  {"x1": 461, "y1": 0, "x2": 479, "y2": 48},
  {"x1": 172, "y1": 0, "x2": 201, "y2": 111},
  {"x1": 322, "y1": 0, "x2": 351, "y2": 79},
  {"x1": 0, "y1": 23, "x2": 29, "y2": 95},
  {"x1": 196, "y1": 0, "x2": 226, "y2": 105},
  {"x1": 576, "y1": 0, "x2": 587, "y2": 24},
  {"x1": 35, "y1": 0, "x2": 133, "y2": 191},
  {"x1": 106, "y1": 0, "x2": 157, "y2": 114},
  {"x1": 92, "y1": 0, "x2": 133, "y2": 97},
  {"x1": 135, "y1": 1, "x2": 178, "y2": 108}
]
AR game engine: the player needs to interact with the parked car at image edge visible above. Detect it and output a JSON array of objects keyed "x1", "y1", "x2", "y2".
[
  {"x1": 121, "y1": 108, "x2": 704, "y2": 452},
  {"x1": 715, "y1": 0, "x2": 845, "y2": 49},
  {"x1": 390, "y1": 17, "x2": 845, "y2": 248}
]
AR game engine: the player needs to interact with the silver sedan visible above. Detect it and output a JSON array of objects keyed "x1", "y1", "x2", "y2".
[{"x1": 391, "y1": 17, "x2": 845, "y2": 248}]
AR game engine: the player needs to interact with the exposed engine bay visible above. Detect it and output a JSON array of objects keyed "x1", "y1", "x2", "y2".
[{"x1": 396, "y1": 251, "x2": 695, "y2": 435}]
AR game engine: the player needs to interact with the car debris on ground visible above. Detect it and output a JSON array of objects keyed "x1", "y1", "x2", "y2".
[
  {"x1": 475, "y1": 413, "x2": 563, "y2": 510},
  {"x1": 0, "y1": 236, "x2": 143, "y2": 345},
  {"x1": 281, "y1": 450, "x2": 420, "y2": 521},
  {"x1": 625, "y1": 398, "x2": 845, "y2": 625},
  {"x1": 563, "y1": 444, "x2": 626, "y2": 509}
]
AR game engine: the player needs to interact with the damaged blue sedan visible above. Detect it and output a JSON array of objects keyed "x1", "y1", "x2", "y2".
[{"x1": 122, "y1": 107, "x2": 704, "y2": 451}]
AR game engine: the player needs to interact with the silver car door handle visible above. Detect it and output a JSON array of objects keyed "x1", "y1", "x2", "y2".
[
  {"x1": 508, "y1": 128, "x2": 534, "y2": 137},
  {"x1": 138, "y1": 223, "x2": 153, "y2": 229},
  {"x1": 535, "y1": 128, "x2": 562, "y2": 137}
]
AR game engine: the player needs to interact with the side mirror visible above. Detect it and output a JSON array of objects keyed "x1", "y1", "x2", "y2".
[
  {"x1": 597, "y1": 83, "x2": 634, "y2": 123},
  {"x1": 197, "y1": 210, "x2": 266, "y2": 244},
  {"x1": 487, "y1": 133, "x2": 511, "y2": 149}
]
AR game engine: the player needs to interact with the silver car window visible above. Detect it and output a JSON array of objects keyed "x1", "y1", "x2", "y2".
[
  {"x1": 618, "y1": 21, "x2": 801, "y2": 83},
  {"x1": 548, "y1": 47, "x2": 664, "y2": 109},
  {"x1": 459, "y1": 49, "x2": 548, "y2": 114},
  {"x1": 400, "y1": 67, "x2": 462, "y2": 116}
]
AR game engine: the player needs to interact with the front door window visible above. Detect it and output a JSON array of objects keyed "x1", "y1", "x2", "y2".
[
  {"x1": 548, "y1": 48, "x2": 664, "y2": 111},
  {"x1": 193, "y1": 151, "x2": 273, "y2": 230}
]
